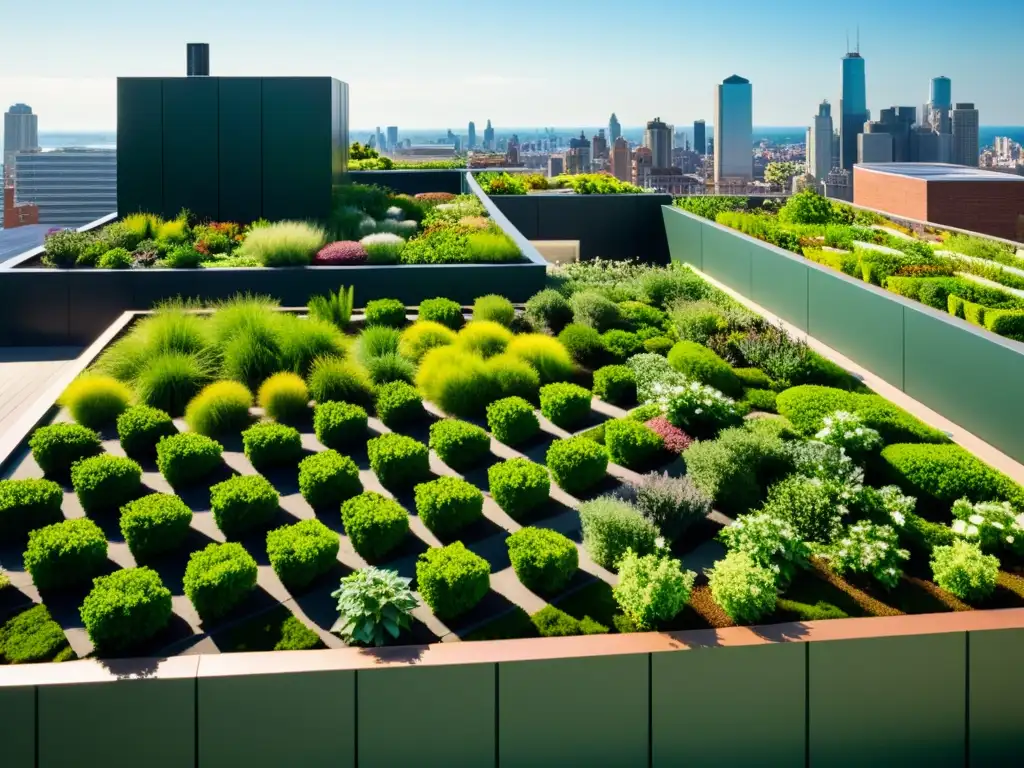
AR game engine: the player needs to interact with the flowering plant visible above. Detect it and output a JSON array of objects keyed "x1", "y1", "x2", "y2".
[
  {"x1": 826, "y1": 521, "x2": 908, "y2": 588},
  {"x1": 314, "y1": 241, "x2": 368, "y2": 265},
  {"x1": 950, "y1": 498, "x2": 1024, "y2": 556},
  {"x1": 874, "y1": 485, "x2": 915, "y2": 527},
  {"x1": 643, "y1": 417, "x2": 693, "y2": 454},
  {"x1": 626, "y1": 353, "x2": 685, "y2": 404},
  {"x1": 657, "y1": 380, "x2": 739, "y2": 436},
  {"x1": 719, "y1": 511, "x2": 811, "y2": 588},
  {"x1": 787, "y1": 440, "x2": 864, "y2": 509},
  {"x1": 814, "y1": 411, "x2": 882, "y2": 455}
]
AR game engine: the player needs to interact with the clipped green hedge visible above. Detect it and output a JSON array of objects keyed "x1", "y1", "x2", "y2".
[
  {"x1": 79, "y1": 567, "x2": 173, "y2": 652},
  {"x1": 120, "y1": 493, "x2": 193, "y2": 560},
  {"x1": 506, "y1": 527, "x2": 578, "y2": 594},
  {"x1": 156, "y1": 432, "x2": 223, "y2": 487},
  {"x1": 429, "y1": 419, "x2": 491, "y2": 471},
  {"x1": 341, "y1": 492, "x2": 409, "y2": 561},
  {"x1": 0, "y1": 478, "x2": 64, "y2": 539},
  {"x1": 488, "y1": 458, "x2": 550, "y2": 521},
  {"x1": 367, "y1": 433, "x2": 431, "y2": 489},
  {"x1": 546, "y1": 437, "x2": 609, "y2": 496},
  {"x1": 28, "y1": 423, "x2": 102, "y2": 479},
  {"x1": 297, "y1": 450, "x2": 361, "y2": 508},
  {"x1": 266, "y1": 519, "x2": 340, "y2": 589},
  {"x1": 183, "y1": 542, "x2": 258, "y2": 621},
  {"x1": 414, "y1": 476, "x2": 484, "y2": 538},
  {"x1": 0, "y1": 605, "x2": 71, "y2": 664},
  {"x1": 242, "y1": 422, "x2": 303, "y2": 470},
  {"x1": 209, "y1": 475, "x2": 280, "y2": 539},
  {"x1": 416, "y1": 542, "x2": 490, "y2": 619},
  {"x1": 24, "y1": 518, "x2": 108, "y2": 590},
  {"x1": 667, "y1": 341, "x2": 742, "y2": 396},
  {"x1": 71, "y1": 454, "x2": 143, "y2": 514}
]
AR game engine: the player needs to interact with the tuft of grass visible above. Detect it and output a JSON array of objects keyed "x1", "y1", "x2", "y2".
[
  {"x1": 184, "y1": 381, "x2": 253, "y2": 436},
  {"x1": 133, "y1": 352, "x2": 212, "y2": 417},
  {"x1": 307, "y1": 285, "x2": 354, "y2": 329},
  {"x1": 95, "y1": 305, "x2": 211, "y2": 382},
  {"x1": 466, "y1": 232, "x2": 521, "y2": 263},
  {"x1": 276, "y1": 314, "x2": 347, "y2": 377},
  {"x1": 60, "y1": 375, "x2": 133, "y2": 428},
  {"x1": 220, "y1": 322, "x2": 284, "y2": 390},
  {"x1": 258, "y1": 372, "x2": 310, "y2": 422},
  {"x1": 365, "y1": 352, "x2": 416, "y2": 385},
  {"x1": 307, "y1": 356, "x2": 376, "y2": 407},
  {"x1": 237, "y1": 221, "x2": 325, "y2": 267},
  {"x1": 357, "y1": 325, "x2": 402, "y2": 364},
  {"x1": 206, "y1": 294, "x2": 280, "y2": 347}
]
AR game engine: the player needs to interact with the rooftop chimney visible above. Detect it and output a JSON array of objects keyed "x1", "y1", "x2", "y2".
[{"x1": 187, "y1": 43, "x2": 210, "y2": 77}]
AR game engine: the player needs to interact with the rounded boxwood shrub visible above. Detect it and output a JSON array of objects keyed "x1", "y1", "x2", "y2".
[
  {"x1": 578, "y1": 496, "x2": 658, "y2": 569},
  {"x1": 364, "y1": 298, "x2": 407, "y2": 327},
  {"x1": 506, "y1": 527, "x2": 578, "y2": 595},
  {"x1": 313, "y1": 401, "x2": 368, "y2": 449},
  {"x1": 24, "y1": 518, "x2": 108, "y2": 590},
  {"x1": 593, "y1": 365, "x2": 636, "y2": 406},
  {"x1": 743, "y1": 389, "x2": 778, "y2": 413},
  {"x1": 708, "y1": 551, "x2": 777, "y2": 624},
  {"x1": 557, "y1": 324, "x2": 606, "y2": 369},
  {"x1": 156, "y1": 432, "x2": 223, "y2": 487},
  {"x1": 116, "y1": 405, "x2": 176, "y2": 458},
  {"x1": 415, "y1": 346, "x2": 497, "y2": 417},
  {"x1": 257, "y1": 372, "x2": 310, "y2": 423},
  {"x1": 414, "y1": 476, "x2": 484, "y2": 537},
  {"x1": 456, "y1": 320, "x2": 513, "y2": 358},
  {"x1": 546, "y1": 438, "x2": 608, "y2": 496},
  {"x1": 307, "y1": 356, "x2": 376, "y2": 408},
  {"x1": 0, "y1": 604, "x2": 70, "y2": 664},
  {"x1": 0, "y1": 478, "x2": 64, "y2": 539},
  {"x1": 79, "y1": 567, "x2": 173, "y2": 652},
  {"x1": 539, "y1": 382, "x2": 592, "y2": 430},
  {"x1": 266, "y1": 518, "x2": 340, "y2": 590},
  {"x1": 569, "y1": 291, "x2": 622, "y2": 332},
  {"x1": 183, "y1": 542, "x2": 258, "y2": 621},
  {"x1": 531, "y1": 604, "x2": 607, "y2": 637},
  {"x1": 375, "y1": 381, "x2": 424, "y2": 428},
  {"x1": 59, "y1": 375, "x2": 133, "y2": 429},
  {"x1": 488, "y1": 458, "x2": 550, "y2": 521},
  {"x1": 415, "y1": 541, "x2": 490, "y2": 619},
  {"x1": 428, "y1": 419, "x2": 490, "y2": 472},
  {"x1": 341, "y1": 491, "x2": 410, "y2": 560},
  {"x1": 644, "y1": 336, "x2": 674, "y2": 355},
  {"x1": 930, "y1": 540, "x2": 999, "y2": 602},
  {"x1": 120, "y1": 493, "x2": 193, "y2": 560},
  {"x1": 486, "y1": 396, "x2": 540, "y2": 447},
  {"x1": 418, "y1": 297, "x2": 464, "y2": 329},
  {"x1": 184, "y1": 380, "x2": 253, "y2": 436},
  {"x1": 367, "y1": 433, "x2": 430, "y2": 489},
  {"x1": 604, "y1": 420, "x2": 664, "y2": 470},
  {"x1": 485, "y1": 353, "x2": 541, "y2": 402},
  {"x1": 667, "y1": 341, "x2": 742, "y2": 396},
  {"x1": 210, "y1": 474, "x2": 280, "y2": 538},
  {"x1": 71, "y1": 454, "x2": 143, "y2": 514},
  {"x1": 472, "y1": 294, "x2": 515, "y2": 326},
  {"x1": 242, "y1": 422, "x2": 303, "y2": 470},
  {"x1": 398, "y1": 321, "x2": 457, "y2": 362},
  {"x1": 298, "y1": 450, "x2": 361, "y2": 508},
  {"x1": 734, "y1": 367, "x2": 775, "y2": 390},
  {"x1": 29, "y1": 423, "x2": 102, "y2": 479},
  {"x1": 614, "y1": 551, "x2": 695, "y2": 630},
  {"x1": 525, "y1": 289, "x2": 572, "y2": 333},
  {"x1": 602, "y1": 330, "x2": 644, "y2": 362},
  {"x1": 506, "y1": 334, "x2": 576, "y2": 383}
]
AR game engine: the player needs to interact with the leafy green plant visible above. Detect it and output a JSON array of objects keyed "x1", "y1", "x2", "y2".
[
  {"x1": 307, "y1": 285, "x2": 354, "y2": 329},
  {"x1": 59, "y1": 375, "x2": 132, "y2": 429},
  {"x1": 341, "y1": 492, "x2": 410, "y2": 561},
  {"x1": 621, "y1": 472, "x2": 711, "y2": 543},
  {"x1": 719, "y1": 511, "x2": 810, "y2": 587},
  {"x1": 539, "y1": 382, "x2": 592, "y2": 429},
  {"x1": 760, "y1": 475, "x2": 843, "y2": 544},
  {"x1": 949, "y1": 498, "x2": 1024, "y2": 556},
  {"x1": 602, "y1": 330, "x2": 644, "y2": 362},
  {"x1": 506, "y1": 527, "x2": 578, "y2": 594},
  {"x1": 398, "y1": 321, "x2": 456, "y2": 362},
  {"x1": 826, "y1": 521, "x2": 909, "y2": 588},
  {"x1": 670, "y1": 301, "x2": 726, "y2": 344},
  {"x1": 0, "y1": 478, "x2": 64, "y2": 539},
  {"x1": 183, "y1": 542, "x2": 259, "y2": 621},
  {"x1": 0, "y1": 605, "x2": 70, "y2": 664},
  {"x1": 156, "y1": 432, "x2": 223, "y2": 487},
  {"x1": 415, "y1": 542, "x2": 491, "y2": 619},
  {"x1": 415, "y1": 346, "x2": 497, "y2": 417},
  {"x1": 414, "y1": 476, "x2": 484, "y2": 537},
  {"x1": 485, "y1": 353, "x2": 541, "y2": 402},
  {"x1": 298, "y1": 450, "x2": 361, "y2": 508},
  {"x1": 237, "y1": 221, "x2": 325, "y2": 266},
  {"x1": 257, "y1": 372, "x2": 310, "y2": 423},
  {"x1": 660, "y1": 380, "x2": 740, "y2": 437},
  {"x1": 569, "y1": 291, "x2": 622, "y2": 332},
  {"x1": 210, "y1": 474, "x2": 280, "y2": 539},
  {"x1": 525, "y1": 289, "x2": 573, "y2": 333},
  {"x1": 604, "y1": 420, "x2": 663, "y2": 470},
  {"x1": 367, "y1": 433, "x2": 430, "y2": 489},
  {"x1": 115, "y1": 405, "x2": 176, "y2": 459},
  {"x1": 70, "y1": 454, "x2": 142, "y2": 514},
  {"x1": 506, "y1": 334, "x2": 576, "y2": 383},
  {"x1": 374, "y1": 381, "x2": 424, "y2": 428},
  {"x1": 418, "y1": 297, "x2": 464, "y2": 329},
  {"x1": 79, "y1": 567, "x2": 173, "y2": 652},
  {"x1": 930, "y1": 540, "x2": 999, "y2": 602},
  {"x1": 546, "y1": 437, "x2": 609, "y2": 495},
  {"x1": 24, "y1": 518, "x2": 108, "y2": 590},
  {"x1": 242, "y1": 422, "x2": 303, "y2": 470},
  {"x1": 557, "y1": 324, "x2": 607, "y2": 369},
  {"x1": 98, "y1": 247, "x2": 133, "y2": 269},
  {"x1": 708, "y1": 551, "x2": 777, "y2": 623},
  {"x1": 184, "y1": 380, "x2": 253, "y2": 436},
  {"x1": 593, "y1": 365, "x2": 637, "y2": 406},
  {"x1": 332, "y1": 567, "x2": 418, "y2": 646},
  {"x1": 614, "y1": 551, "x2": 695, "y2": 629},
  {"x1": 43, "y1": 229, "x2": 93, "y2": 267},
  {"x1": 364, "y1": 298, "x2": 408, "y2": 328},
  {"x1": 472, "y1": 295, "x2": 515, "y2": 326},
  {"x1": 667, "y1": 341, "x2": 742, "y2": 396},
  {"x1": 578, "y1": 496, "x2": 658, "y2": 569},
  {"x1": 266, "y1": 519, "x2": 340, "y2": 590},
  {"x1": 361, "y1": 233, "x2": 406, "y2": 264},
  {"x1": 682, "y1": 426, "x2": 789, "y2": 514},
  {"x1": 488, "y1": 458, "x2": 551, "y2": 521},
  {"x1": 28, "y1": 423, "x2": 102, "y2": 478},
  {"x1": 307, "y1": 356, "x2": 376, "y2": 408},
  {"x1": 428, "y1": 419, "x2": 491, "y2": 471},
  {"x1": 531, "y1": 605, "x2": 608, "y2": 637},
  {"x1": 313, "y1": 401, "x2": 368, "y2": 449},
  {"x1": 120, "y1": 493, "x2": 193, "y2": 560},
  {"x1": 486, "y1": 396, "x2": 540, "y2": 446},
  {"x1": 627, "y1": 352, "x2": 685, "y2": 403},
  {"x1": 456, "y1": 320, "x2": 513, "y2": 358}
]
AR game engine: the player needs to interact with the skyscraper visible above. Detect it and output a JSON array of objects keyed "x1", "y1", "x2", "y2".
[
  {"x1": 609, "y1": 113, "x2": 621, "y2": 143},
  {"x1": 468, "y1": 121, "x2": 476, "y2": 150},
  {"x1": 644, "y1": 118, "x2": 672, "y2": 169},
  {"x1": 548, "y1": 155, "x2": 564, "y2": 177},
  {"x1": 714, "y1": 75, "x2": 753, "y2": 184},
  {"x1": 592, "y1": 129, "x2": 608, "y2": 165},
  {"x1": 13, "y1": 148, "x2": 116, "y2": 227},
  {"x1": 925, "y1": 76, "x2": 953, "y2": 134},
  {"x1": 952, "y1": 103, "x2": 980, "y2": 167},
  {"x1": 386, "y1": 126, "x2": 398, "y2": 153},
  {"x1": 483, "y1": 119, "x2": 495, "y2": 150},
  {"x1": 3, "y1": 104, "x2": 39, "y2": 181},
  {"x1": 931, "y1": 77, "x2": 952, "y2": 110},
  {"x1": 839, "y1": 50, "x2": 867, "y2": 172},
  {"x1": 808, "y1": 100, "x2": 833, "y2": 180},
  {"x1": 693, "y1": 120, "x2": 706, "y2": 155},
  {"x1": 610, "y1": 137, "x2": 631, "y2": 182},
  {"x1": 858, "y1": 120, "x2": 893, "y2": 163},
  {"x1": 632, "y1": 146, "x2": 652, "y2": 186}
]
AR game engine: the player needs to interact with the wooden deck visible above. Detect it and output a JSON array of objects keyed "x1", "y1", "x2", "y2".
[{"x1": 0, "y1": 347, "x2": 82, "y2": 436}]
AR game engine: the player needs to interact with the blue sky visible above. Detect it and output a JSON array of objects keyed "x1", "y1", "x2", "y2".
[{"x1": 1, "y1": 0, "x2": 1022, "y2": 131}]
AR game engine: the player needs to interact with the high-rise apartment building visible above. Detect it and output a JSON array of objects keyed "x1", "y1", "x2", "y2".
[
  {"x1": 644, "y1": 118, "x2": 672, "y2": 169},
  {"x1": 609, "y1": 113, "x2": 621, "y2": 143},
  {"x1": 632, "y1": 146, "x2": 652, "y2": 186},
  {"x1": 13, "y1": 149, "x2": 116, "y2": 227},
  {"x1": 483, "y1": 120, "x2": 495, "y2": 150},
  {"x1": 952, "y1": 103, "x2": 980, "y2": 167},
  {"x1": 548, "y1": 155, "x2": 564, "y2": 177},
  {"x1": 610, "y1": 137, "x2": 631, "y2": 182},
  {"x1": 839, "y1": 51, "x2": 867, "y2": 172},
  {"x1": 375, "y1": 126, "x2": 385, "y2": 153},
  {"x1": 4, "y1": 104, "x2": 39, "y2": 181},
  {"x1": 591, "y1": 129, "x2": 608, "y2": 165},
  {"x1": 858, "y1": 121, "x2": 893, "y2": 163},
  {"x1": 693, "y1": 120, "x2": 706, "y2": 155},
  {"x1": 808, "y1": 100, "x2": 833, "y2": 180},
  {"x1": 386, "y1": 126, "x2": 398, "y2": 153},
  {"x1": 714, "y1": 75, "x2": 753, "y2": 184},
  {"x1": 468, "y1": 121, "x2": 476, "y2": 150}
]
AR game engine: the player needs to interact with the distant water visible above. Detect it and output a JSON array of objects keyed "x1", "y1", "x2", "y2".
[{"x1": 0, "y1": 131, "x2": 116, "y2": 158}]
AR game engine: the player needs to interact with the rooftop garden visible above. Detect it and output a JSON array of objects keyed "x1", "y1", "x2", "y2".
[
  {"x1": 348, "y1": 142, "x2": 467, "y2": 171},
  {"x1": 477, "y1": 171, "x2": 645, "y2": 196},
  {"x1": 35, "y1": 183, "x2": 524, "y2": 270},
  {"x1": 675, "y1": 190, "x2": 1024, "y2": 343},
  {"x1": 2, "y1": 259, "x2": 1023, "y2": 663}
]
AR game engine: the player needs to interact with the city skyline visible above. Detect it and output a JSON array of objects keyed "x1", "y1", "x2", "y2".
[{"x1": 1, "y1": 0, "x2": 1023, "y2": 130}]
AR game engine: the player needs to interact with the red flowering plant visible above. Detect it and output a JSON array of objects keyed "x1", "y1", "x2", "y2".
[
  {"x1": 313, "y1": 241, "x2": 368, "y2": 265},
  {"x1": 413, "y1": 192, "x2": 456, "y2": 207},
  {"x1": 644, "y1": 417, "x2": 693, "y2": 454}
]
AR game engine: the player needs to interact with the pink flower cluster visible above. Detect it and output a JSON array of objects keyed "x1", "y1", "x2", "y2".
[
  {"x1": 314, "y1": 241, "x2": 367, "y2": 265},
  {"x1": 644, "y1": 417, "x2": 693, "y2": 454}
]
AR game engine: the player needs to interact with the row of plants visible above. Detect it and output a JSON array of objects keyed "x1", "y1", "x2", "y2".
[
  {"x1": 477, "y1": 172, "x2": 645, "y2": 196},
  {"x1": 675, "y1": 189, "x2": 1024, "y2": 342}
]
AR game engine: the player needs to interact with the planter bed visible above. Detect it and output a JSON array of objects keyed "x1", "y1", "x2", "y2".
[{"x1": 2, "y1": 262, "x2": 1023, "y2": 664}]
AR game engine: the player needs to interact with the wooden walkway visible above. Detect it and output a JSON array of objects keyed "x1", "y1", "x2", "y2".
[{"x1": 0, "y1": 347, "x2": 82, "y2": 436}]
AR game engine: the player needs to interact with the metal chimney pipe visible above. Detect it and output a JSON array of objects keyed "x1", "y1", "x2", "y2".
[{"x1": 187, "y1": 43, "x2": 210, "y2": 77}]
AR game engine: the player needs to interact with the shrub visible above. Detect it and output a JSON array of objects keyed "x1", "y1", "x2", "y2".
[
  {"x1": 743, "y1": 389, "x2": 778, "y2": 413},
  {"x1": 719, "y1": 511, "x2": 810, "y2": 587},
  {"x1": 525, "y1": 289, "x2": 573, "y2": 332},
  {"x1": 466, "y1": 231, "x2": 520, "y2": 262},
  {"x1": 43, "y1": 229, "x2": 93, "y2": 267},
  {"x1": 0, "y1": 605, "x2": 70, "y2": 664},
  {"x1": 644, "y1": 336, "x2": 674, "y2": 355},
  {"x1": 24, "y1": 518, "x2": 107, "y2": 590},
  {"x1": 238, "y1": 221, "x2": 325, "y2": 266},
  {"x1": 266, "y1": 519, "x2": 339, "y2": 590},
  {"x1": 183, "y1": 542, "x2": 259, "y2": 621},
  {"x1": 297, "y1": 450, "x2": 361, "y2": 509},
  {"x1": 546, "y1": 437, "x2": 609, "y2": 495},
  {"x1": 507, "y1": 527, "x2": 578, "y2": 594},
  {"x1": 257, "y1": 372, "x2": 310, "y2": 423},
  {"x1": 667, "y1": 341, "x2": 741, "y2": 396},
  {"x1": 579, "y1": 496, "x2": 658, "y2": 569},
  {"x1": 416, "y1": 542, "x2": 490, "y2": 619},
  {"x1": 97, "y1": 247, "x2": 133, "y2": 269},
  {"x1": 364, "y1": 351, "x2": 416, "y2": 387},
  {"x1": 485, "y1": 353, "x2": 541, "y2": 402},
  {"x1": 671, "y1": 301, "x2": 726, "y2": 344},
  {"x1": 827, "y1": 521, "x2": 909, "y2": 588},
  {"x1": 619, "y1": 300, "x2": 667, "y2": 331},
  {"x1": 0, "y1": 478, "x2": 64, "y2": 539},
  {"x1": 984, "y1": 308, "x2": 1024, "y2": 341},
  {"x1": 364, "y1": 298, "x2": 407, "y2": 328},
  {"x1": 506, "y1": 334, "x2": 576, "y2": 384},
  {"x1": 708, "y1": 551, "x2": 777, "y2": 624},
  {"x1": 760, "y1": 475, "x2": 842, "y2": 544},
  {"x1": 79, "y1": 567, "x2": 172, "y2": 652},
  {"x1": 156, "y1": 432, "x2": 223, "y2": 487},
  {"x1": 210, "y1": 474, "x2": 280, "y2": 538},
  {"x1": 416, "y1": 346, "x2": 496, "y2": 417},
  {"x1": 682, "y1": 426, "x2": 789, "y2": 514},
  {"x1": 472, "y1": 295, "x2": 515, "y2": 326},
  {"x1": 661, "y1": 380, "x2": 740, "y2": 437},
  {"x1": 486, "y1": 396, "x2": 540, "y2": 447},
  {"x1": 623, "y1": 472, "x2": 710, "y2": 542},
  {"x1": 950, "y1": 498, "x2": 1024, "y2": 556},
  {"x1": 570, "y1": 291, "x2": 622, "y2": 331},
  {"x1": 163, "y1": 244, "x2": 202, "y2": 268},
  {"x1": 398, "y1": 321, "x2": 456, "y2": 362},
  {"x1": 456, "y1": 320, "x2": 513, "y2": 358},
  {"x1": 593, "y1": 365, "x2": 636, "y2": 406},
  {"x1": 539, "y1": 382, "x2": 592, "y2": 429},
  {"x1": 644, "y1": 417, "x2": 693, "y2": 454},
  {"x1": 557, "y1": 324, "x2": 607, "y2": 369},
  {"x1": 813, "y1": 410, "x2": 882, "y2": 455},
  {"x1": 414, "y1": 476, "x2": 484, "y2": 537},
  {"x1": 313, "y1": 240, "x2": 367, "y2": 265},
  {"x1": 332, "y1": 567, "x2": 418, "y2": 646},
  {"x1": 627, "y1": 352, "x2": 685, "y2": 403},
  {"x1": 341, "y1": 492, "x2": 410, "y2": 560},
  {"x1": 29, "y1": 423, "x2": 102, "y2": 479},
  {"x1": 307, "y1": 356, "x2": 376, "y2": 408},
  {"x1": 601, "y1": 330, "x2": 644, "y2": 362},
  {"x1": 59, "y1": 375, "x2": 132, "y2": 429},
  {"x1": 418, "y1": 297, "x2": 464, "y2": 329},
  {"x1": 116, "y1": 405, "x2": 176, "y2": 458},
  {"x1": 429, "y1": 419, "x2": 490, "y2": 471},
  {"x1": 242, "y1": 422, "x2": 302, "y2": 470},
  {"x1": 70, "y1": 455, "x2": 142, "y2": 514},
  {"x1": 184, "y1": 381, "x2": 252, "y2": 436},
  {"x1": 367, "y1": 433, "x2": 430, "y2": 489},
  {"x1": 614, "y1": 551, "x2": 695, "y2": 630},
  {"x1": 360, "y1": 232, "x2": 406, "y2": 264},
  {"x1": 604, "y1": 420, "x2": 663, "y2": 470},
  {"x1": 119, "y1": 493, "x2": 192, "y2": 561},
  {"x1": 734, "y1": 367, "x2": 775, "y2": 390},
  {"x1": 488, "y1": 459, "x2": 551, "y2": 520},
  {"x1": 531, "y1": 605, "x2": 607, "y2": 637},
  {"x1": 370, "y1": 381, "x2": 420, "y2": 428},
  {"x1": 930, "y1": 540, "x2": 999, "y2": 602},
  {"x1": 630, "y1": 403, "x2": 663, "y2": 422},
  {"x1": 312, "y1": 402, "x2": 368, "y2": 453}
]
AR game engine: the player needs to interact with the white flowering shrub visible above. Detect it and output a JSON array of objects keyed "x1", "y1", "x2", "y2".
[
  {"x1": 787, "y1": 440, "x2": 864, "y2": 509},
  {"x1": 827, "y1": 522, "x2": 909, "y2": 589},
  {"x1": 626, "y1": 353, "x2": 685, "y2": 404},
  {"x1": 658, "y1": 380, "x2": 739, "y2": 435},
  {"x1": 930, "y1": 540, "x2": 1000, "y2": 602},
  {"x1": 950, "y1": 498, "x2": 1024, "y2": 556},
  {"x1": 875, "y1": 485, "x2": 914, "y2": 527},
  {"x1": 708, "y1": 551, "x2": 777, "y2": 624},
  {"x1": 814, "y1": 410, "x2": 882, "y2": 455},
  {"x1": 719, "y1": 511, "x2": 810, "y2": 588}
]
